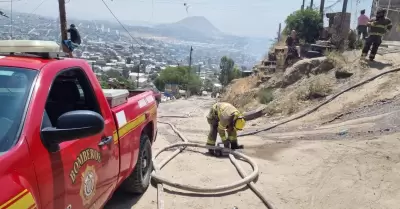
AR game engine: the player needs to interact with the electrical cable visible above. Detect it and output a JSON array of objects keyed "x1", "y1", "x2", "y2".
[
  {"x1": 24, "y1": 0, "x2": 48, "y2": 19},
  {"x1": 99, "y1": 0, "x2": 144, "y2": 46}
]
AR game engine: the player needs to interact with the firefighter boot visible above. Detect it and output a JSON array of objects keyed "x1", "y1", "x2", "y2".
[
  {"x1": 230, "y1": 141, "x2": 244, "y2": 150},
  {"x1": 223, "y1": 140, "x2": 231, "y2": 148},
  {"x1": 206, "y1": 142, "x2": 215, "y2": 155},
  {"x1": 215, "y1": 140, "x2": 230, "y2": 156},
  {"x1": 369, "y1": 55, "x2": 375, "y2": 61}
]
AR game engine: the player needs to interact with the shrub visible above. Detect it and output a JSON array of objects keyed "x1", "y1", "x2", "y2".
[{"x1": 258, "y1": 88, "x2": 274, "y2": 104}]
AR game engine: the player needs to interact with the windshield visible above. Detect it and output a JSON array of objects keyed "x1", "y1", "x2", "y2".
[{"x1": 0, "y1": 67, "x2": 37, "y2": 152}]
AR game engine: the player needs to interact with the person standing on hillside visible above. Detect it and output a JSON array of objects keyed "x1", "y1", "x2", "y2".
[
  {"x1": 361, "y1": 9, "x2": 392, "y2": 61},
  {"x1": 357, "y1": 9, "x2": 370, "y2": 40},
  {"x1": 285, "y1": 30, "x2": 299, "y2": 53},
  {"x1": 206, "y1": 102, "x2": 246, "y2": 155}
]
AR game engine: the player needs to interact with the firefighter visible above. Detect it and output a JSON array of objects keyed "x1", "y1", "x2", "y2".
[
  {"x1": 206, "y1": 102, "x2": 246, "y2": 155},
  {"x1": 361, "y1": 9, "x2": 392, "y2": 61}
]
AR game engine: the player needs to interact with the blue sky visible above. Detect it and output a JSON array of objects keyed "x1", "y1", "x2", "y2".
[{"x1": 4, "y1": 0, "x2": 373, "y2": 38}]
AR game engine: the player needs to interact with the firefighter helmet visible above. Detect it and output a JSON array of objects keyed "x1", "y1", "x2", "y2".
[{"x1": 376, "y1": 9, "x2": 386, "y2": 17}]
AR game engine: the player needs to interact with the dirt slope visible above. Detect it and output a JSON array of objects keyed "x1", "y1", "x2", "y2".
[{"x1": 221, "y1": 51, "x2": 400, "y2": 120}]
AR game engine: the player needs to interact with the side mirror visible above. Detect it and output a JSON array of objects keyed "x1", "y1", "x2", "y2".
[{"x1": 41, "y1": 110, "x2": 104, "y2": 152}]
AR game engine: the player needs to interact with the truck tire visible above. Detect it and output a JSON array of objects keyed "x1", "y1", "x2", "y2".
[{"x1": 121, "y1": 134, "x2": 153, "y2": 194}]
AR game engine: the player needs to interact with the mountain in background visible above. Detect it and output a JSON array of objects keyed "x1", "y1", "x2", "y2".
[
  {"x1": 156, "y1": 16, "x2": 221, "y2": 37},
  {"x1": 108, "y1": 16, "x2": 270, "y2": 58}
]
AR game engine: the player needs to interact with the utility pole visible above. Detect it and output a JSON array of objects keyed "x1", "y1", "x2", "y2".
[
  {"x1": 301, "y1": 0, "x2": 305, "y2": 10},
  {"x1": 58, "y1": 0, "x2": 69, "y2": 53},
  {"x1": 187, "y1": 46, "x2": 193, "y2": 98},
  {"x1": 277, "y1": 23, "x2": 282, "y2": 42},
  {"x1": 188, "y1": 46, "x2": 193, "y2": 69},
  {"x1": 197, "y1": 65, "x2": 201, "y2": 76},
  {"x1": 310, "y1": 0, "x2": 314, "y2": 9},
  {"x1": 320, "y1": 0, "x2": 325, "y2": 20},
  {"x1": 338, "y1": 0, "x2": 349, "y2": 49},
  {"x1": 341, "y1": 0, "x2": 348, "y2": 14},
  {"x1": 137, "y1": 56, "x2": 142, "y2": 88},
  {"x1": 10, "y1": 0, "x2": 12, "y2": 39}
]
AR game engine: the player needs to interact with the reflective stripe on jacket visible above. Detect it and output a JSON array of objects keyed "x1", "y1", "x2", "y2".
[{"x1": 369, "y1": 17, "x2": 392, "y2": 36}]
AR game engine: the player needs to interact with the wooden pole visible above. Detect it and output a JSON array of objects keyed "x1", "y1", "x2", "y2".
[
  {"x1": 301, "y1": 0, "x2": 305, "y2": 10},
  {"x1": 58, "y1": 0, "x2": 69, "y2": 54},
  {"x1": 310, "y1": 0, "x2": 314, "y2": 9},
  {"x1": 320, "y1": 0, "x2": 325, "y2": 20}
]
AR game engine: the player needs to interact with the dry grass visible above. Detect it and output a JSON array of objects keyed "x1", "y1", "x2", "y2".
[
  {"x1": 262, "y1": 75, "x2": 333, "y2": 116},
  {"x1": 325, "y1": 51, "x2": 348, "y2": 68}
]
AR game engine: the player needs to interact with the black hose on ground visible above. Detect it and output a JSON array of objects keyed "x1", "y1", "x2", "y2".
[{"x1": 155, "y1": 121, "x2": 276, "y2": 209}]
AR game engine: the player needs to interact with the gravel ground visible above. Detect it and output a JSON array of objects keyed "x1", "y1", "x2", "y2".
[{"x1": 105, "y1": 96, "x2": 400, "y2": 209}]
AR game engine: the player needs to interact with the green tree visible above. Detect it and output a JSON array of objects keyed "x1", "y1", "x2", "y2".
[
  {"x1": 105, "y1": 69, "x2": 121, "y2": 78},
  {"x1": 284, "y1": 9, "x2": 323, "y2": 43},
  {"x1": 99, "y1": 69, "x2": 136, "y2": 90},
  {"x1": 218, "y1": 56, "x2": 236, "y2": 86},
  {"x1": 153, "y1": 66, "x2": 202, "y2": 94},
  {"x1": 233, "y1": 65, "x2": 242, "y2": 79},
  {"x1": 149, "y1": 72, "x2": 158, "y2": 81},
  {"x1": 203, "y1": 78, "x2": 214, "y2": 91}
]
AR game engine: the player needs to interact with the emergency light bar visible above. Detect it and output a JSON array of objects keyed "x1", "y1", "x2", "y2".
[{"x1": 0, "y1": 40, "x2": 61, "y2": 53}]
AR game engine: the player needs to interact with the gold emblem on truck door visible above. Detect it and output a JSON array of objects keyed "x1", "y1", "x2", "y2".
[
  {"x1": 80, "y1": 165, "x2": 98, "y2": 206},
  {"x1": 70, "y1": 148, "x2": 102, "y2": 184}
]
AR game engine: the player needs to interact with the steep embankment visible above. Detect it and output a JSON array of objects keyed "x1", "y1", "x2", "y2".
[{"x1": 220, "y1": 50, "x2": 400, "y2": 124}]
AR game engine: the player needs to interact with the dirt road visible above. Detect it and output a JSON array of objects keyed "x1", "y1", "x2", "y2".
[{"x1": 106, "y1": 96, "x2": 400, "y2": 209}]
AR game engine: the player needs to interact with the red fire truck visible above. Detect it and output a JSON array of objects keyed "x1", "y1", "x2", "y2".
[{"x1": 0, "y1": 40, "x2": 157, "y2": 209}]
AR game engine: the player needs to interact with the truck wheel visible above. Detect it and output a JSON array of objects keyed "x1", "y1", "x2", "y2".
[{"x1": 122, "y1": 134, "x2": 153, "y2": 194}]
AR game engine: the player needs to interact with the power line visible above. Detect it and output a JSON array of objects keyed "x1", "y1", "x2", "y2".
[
  {"x1": 99, "y1": 0, "x2": 143, "y2": 46},
  {"x1": 25, "y1": 0, "x2": 48, "y2": 19}
]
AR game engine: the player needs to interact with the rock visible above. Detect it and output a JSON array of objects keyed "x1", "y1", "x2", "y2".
[
  {"x1": 311, "y1": 59, "x2": 335, "y2": 74},
  {"x1": 282, "y1": 57, "x2": 326, "y2": 87},
  {"x1": 335, "y1": 69, "x2": 353, "y2": 79}
]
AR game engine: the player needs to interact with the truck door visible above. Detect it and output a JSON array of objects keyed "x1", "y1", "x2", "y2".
[{"x1": 29, "y1": 67, "x2": 119, "y2": 209}]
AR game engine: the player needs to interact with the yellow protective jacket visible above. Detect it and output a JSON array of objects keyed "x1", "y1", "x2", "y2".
[{"x1": 207, "y1": 102, "x2": 240, "y2": 140}]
